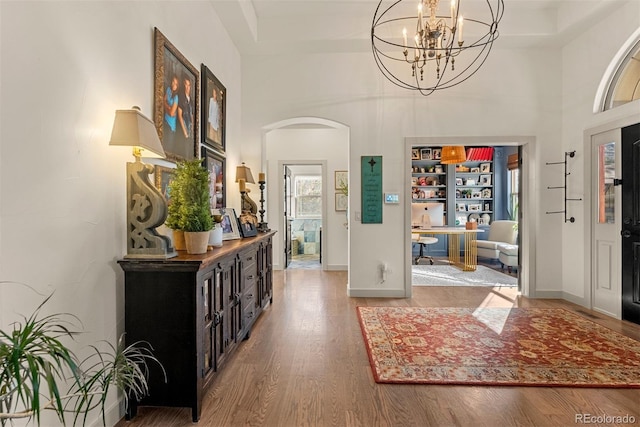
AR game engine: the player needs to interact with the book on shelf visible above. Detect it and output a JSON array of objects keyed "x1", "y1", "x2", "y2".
[{"x1": 465, "y1": 147, "x2": 494, "y2": 161}]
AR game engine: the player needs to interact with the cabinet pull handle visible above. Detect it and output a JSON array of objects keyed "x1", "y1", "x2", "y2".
[
  {"x1": 214, "y1": 311, "x2": 223, "y2": 325},
  {"x1": 247, "y1": 275, "x2": 254, "y2": 280}
]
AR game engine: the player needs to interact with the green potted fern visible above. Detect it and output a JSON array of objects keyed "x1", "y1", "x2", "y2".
[
  {"x1": 174, "y1": 159, "x2": 213, "y2": 254},
  {"x1": 0, "y1": 293, "x2": 164, "y2": 426}
]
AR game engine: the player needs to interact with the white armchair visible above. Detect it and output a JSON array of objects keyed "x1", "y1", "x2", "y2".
[{"x1": 476, "y1": 220, "x2": 518, "y2": 261}]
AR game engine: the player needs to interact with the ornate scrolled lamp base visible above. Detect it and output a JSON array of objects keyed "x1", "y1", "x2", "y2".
[{"x1": 125, "y1": 161, "x2": 177, "y2": 259}]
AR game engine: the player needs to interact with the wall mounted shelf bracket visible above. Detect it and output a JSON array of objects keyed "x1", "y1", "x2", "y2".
[{"x1": 545, "y1": 151, "x2": 582, "y2": 223}]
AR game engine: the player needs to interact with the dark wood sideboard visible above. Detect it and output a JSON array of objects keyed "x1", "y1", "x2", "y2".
[{"x1": 118, "y1": 231, "x2": 275, "y2": 422}]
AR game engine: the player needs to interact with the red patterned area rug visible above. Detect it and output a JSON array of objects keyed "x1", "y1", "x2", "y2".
[{"x1": 357, "y1": 306, "x2": 640, "y2": 387}]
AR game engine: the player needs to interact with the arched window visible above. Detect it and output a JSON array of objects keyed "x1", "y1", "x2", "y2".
[
  {"x1": 605, "y1": 40, "x2": 640, "y2": 110},
  {"x1": 596, "y1": 29, "x2": 640, "y2": 112}
]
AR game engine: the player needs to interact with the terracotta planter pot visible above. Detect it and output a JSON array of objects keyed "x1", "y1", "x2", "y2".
[
  {"x1": 172, "y1": 230, "x2": 186, "y2": 251},
  {"x1": 185, "y1": 231, "x2": 210, "y2": 254}
]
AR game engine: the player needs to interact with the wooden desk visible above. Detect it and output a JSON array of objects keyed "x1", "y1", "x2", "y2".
[{"x1": 412, "y1": 227, "x2": 484, "y2": 271}]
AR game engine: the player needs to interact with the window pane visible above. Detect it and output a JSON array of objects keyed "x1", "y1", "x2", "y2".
[
  {"x1": 294, "y1": 175, "x2": 322, "y2": 217},
  {"x1": 296, "y1": 176, "x2": 322, "y2": 196},
  {"x1": 598, "y1": 142, "x2": 615, "y2": 224},
  {"x1": 297, "y1": 196, "x2": 322, "y2": 217}
]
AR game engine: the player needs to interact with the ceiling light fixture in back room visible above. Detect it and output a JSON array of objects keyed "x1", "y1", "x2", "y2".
[{"x1": 371, "y1": 0, "x2": 504, "y2": 96}]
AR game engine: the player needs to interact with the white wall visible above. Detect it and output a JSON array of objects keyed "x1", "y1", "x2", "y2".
[
  {"x1": 265, "y1": 126, "x2": 349, "y2": 270},
  {"x1": 561, "y1": 1, "x2": 640, "y2": 304},
  {"x1": 0, "y1": 2, "x2": 241, "y2": 425},
  {"x1": 242, "y1": 45, "x2": 565, "y2": 296}
]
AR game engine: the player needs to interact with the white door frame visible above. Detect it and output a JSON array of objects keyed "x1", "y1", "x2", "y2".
[
  {"x1": 582, "y1": 106, "x2": 640, "y2": 315},
  {"x1": 278, "y1": 161, "x2": 327, "y2": 270},
  {"x1": 404, "y1": 136, "x2": 536, "y2": 298}
]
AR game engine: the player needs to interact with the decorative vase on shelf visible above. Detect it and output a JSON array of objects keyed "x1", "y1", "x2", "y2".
[
  {"x1": 185, "y1": 231, "x2": 210, "y2": 254},
  {"x1": 209, "y1": 224, "x2": 223, "y2": 247}
]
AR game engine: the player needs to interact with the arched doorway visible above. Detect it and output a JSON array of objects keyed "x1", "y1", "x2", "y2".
[{"x1": 262, "y1": 117, "x2": 350, "y2": 271}]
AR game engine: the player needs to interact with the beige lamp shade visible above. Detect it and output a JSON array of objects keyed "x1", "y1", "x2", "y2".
[
  {"x1": 109, "y1": 107, "x2": 165, "y2": 159},
  {"x1": 235, "y1": 162, "x2": 255, "y2": 184},
  {"x1": 440, "y1": 146, "x2": 467, "y2": 164}
]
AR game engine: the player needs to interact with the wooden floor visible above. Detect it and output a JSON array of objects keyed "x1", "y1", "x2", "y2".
[{"x1": 117, "y1": 269, "x2": 640, "y2": 427}]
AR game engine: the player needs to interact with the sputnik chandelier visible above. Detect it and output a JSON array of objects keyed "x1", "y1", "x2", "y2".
[{"x1": 371, "y1": 0, "x2": 504, "y2": 96}]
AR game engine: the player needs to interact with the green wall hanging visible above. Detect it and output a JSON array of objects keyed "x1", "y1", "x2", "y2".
[{"x1": 361, "y1": 155, "x2": 383, "y2": 224}]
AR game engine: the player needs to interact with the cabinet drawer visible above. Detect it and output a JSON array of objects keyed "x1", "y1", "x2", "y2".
[
  {"x1": 243, "y1": 301, "x2": 257, "y2": 328},
  {"x1": 239, "y1": 249, "x2": 257, "y2": 268},
  {"x1": 242, "y1": 288, "x2": 256, "y2": 310}
]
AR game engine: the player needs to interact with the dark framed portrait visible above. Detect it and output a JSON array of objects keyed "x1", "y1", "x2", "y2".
[
  {"x1": 201, "y1": 64, "x2": 226, "y2": 152},
  {"x1": 154, "y1": 165, "x2": 175, "y2": 201},
  {"x1": 153, "y1": 27, "x2": 200, "y2": 162},
  {"x1": 238, "y1": 217, "x2": 257, "y2": 238},
  {"x1": 201, "y1": 146, "x2": 226, "y2": 211}
]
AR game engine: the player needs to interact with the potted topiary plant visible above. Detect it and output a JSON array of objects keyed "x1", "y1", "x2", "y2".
[
  {"x1": 0, "y1": 293, "x2": 164, "y2": 426},
  {"x1": 174, "y1": 159, "x2": 213, "y2": 254},
  {"x1": 165, "y1": 166, "x2": 186, "y2": 251}
]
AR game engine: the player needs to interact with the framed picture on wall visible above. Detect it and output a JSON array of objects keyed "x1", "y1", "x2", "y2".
[
  {"x1": 201, "y1": 64, "x2": 226, "y2": 153},
  {"x1": 201, "y1": 146, "x2": 226, "y2": 210},
  {"x1": 335, "y1": 193, "x2": 347, "y2": 211},
  {"x1": 154, "y1": 165, "x2": 175, "y2": 201},
  {"x1": 153, "y1": 28, "x2": 200, "y2": 162},
  {"x1": 335, "y1": 170, "x2": 348, "y2": 190}
]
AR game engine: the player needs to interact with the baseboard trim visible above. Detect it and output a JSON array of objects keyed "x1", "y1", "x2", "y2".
[
  {"x1": 531, "y1": 290, "x2": 564, "y2": 299},
  {"x1": 326, "y1": 264, "x2": 347, "y2": 271},
  {"x1": 347, "y1": 288, "x2": 407, "y2": 298},
  {"x1": 560, "y1": 291, "x2": 588, "y2": 308}
]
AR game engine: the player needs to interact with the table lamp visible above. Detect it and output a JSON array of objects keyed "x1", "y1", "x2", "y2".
[
  {"x1": 109, "y1": 106, "x2": 177, "y2": 259},
  {"x1": 235, "y1": 162, "x2": 257, "y2": 215}
]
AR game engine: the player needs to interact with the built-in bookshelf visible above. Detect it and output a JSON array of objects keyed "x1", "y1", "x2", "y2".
[
  {"x1": 411, "y1": 146, "x2": 496, "y2": 228},
  {"x1": 454, "y1": 147, "x2": 494, "y2": 226},
  {"x1": 411, "y1": 147, "x2": 447, "y2": 211}
]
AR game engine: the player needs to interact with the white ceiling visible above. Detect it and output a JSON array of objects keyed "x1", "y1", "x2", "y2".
[{"x1": 210, "y1": 0, "x2": 630, "y2": 55}]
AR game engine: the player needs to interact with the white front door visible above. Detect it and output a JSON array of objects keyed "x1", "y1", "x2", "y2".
[{"x1": 591, "y1": 129, "x2": 622, "y2": 318}]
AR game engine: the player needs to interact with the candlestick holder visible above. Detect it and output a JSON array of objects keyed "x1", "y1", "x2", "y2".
[{"x1": 257, "y1": 179, "x2": 270, "y2": 232}]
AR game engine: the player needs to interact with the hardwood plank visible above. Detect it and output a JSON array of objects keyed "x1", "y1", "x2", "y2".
[{"x1": 116, "y1": 270, "x2": 640, "y2": 427}]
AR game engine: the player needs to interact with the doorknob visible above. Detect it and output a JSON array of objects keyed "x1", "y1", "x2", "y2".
[{"x1": 621, "y1": 230, "x2": 632, "y2": 238}]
